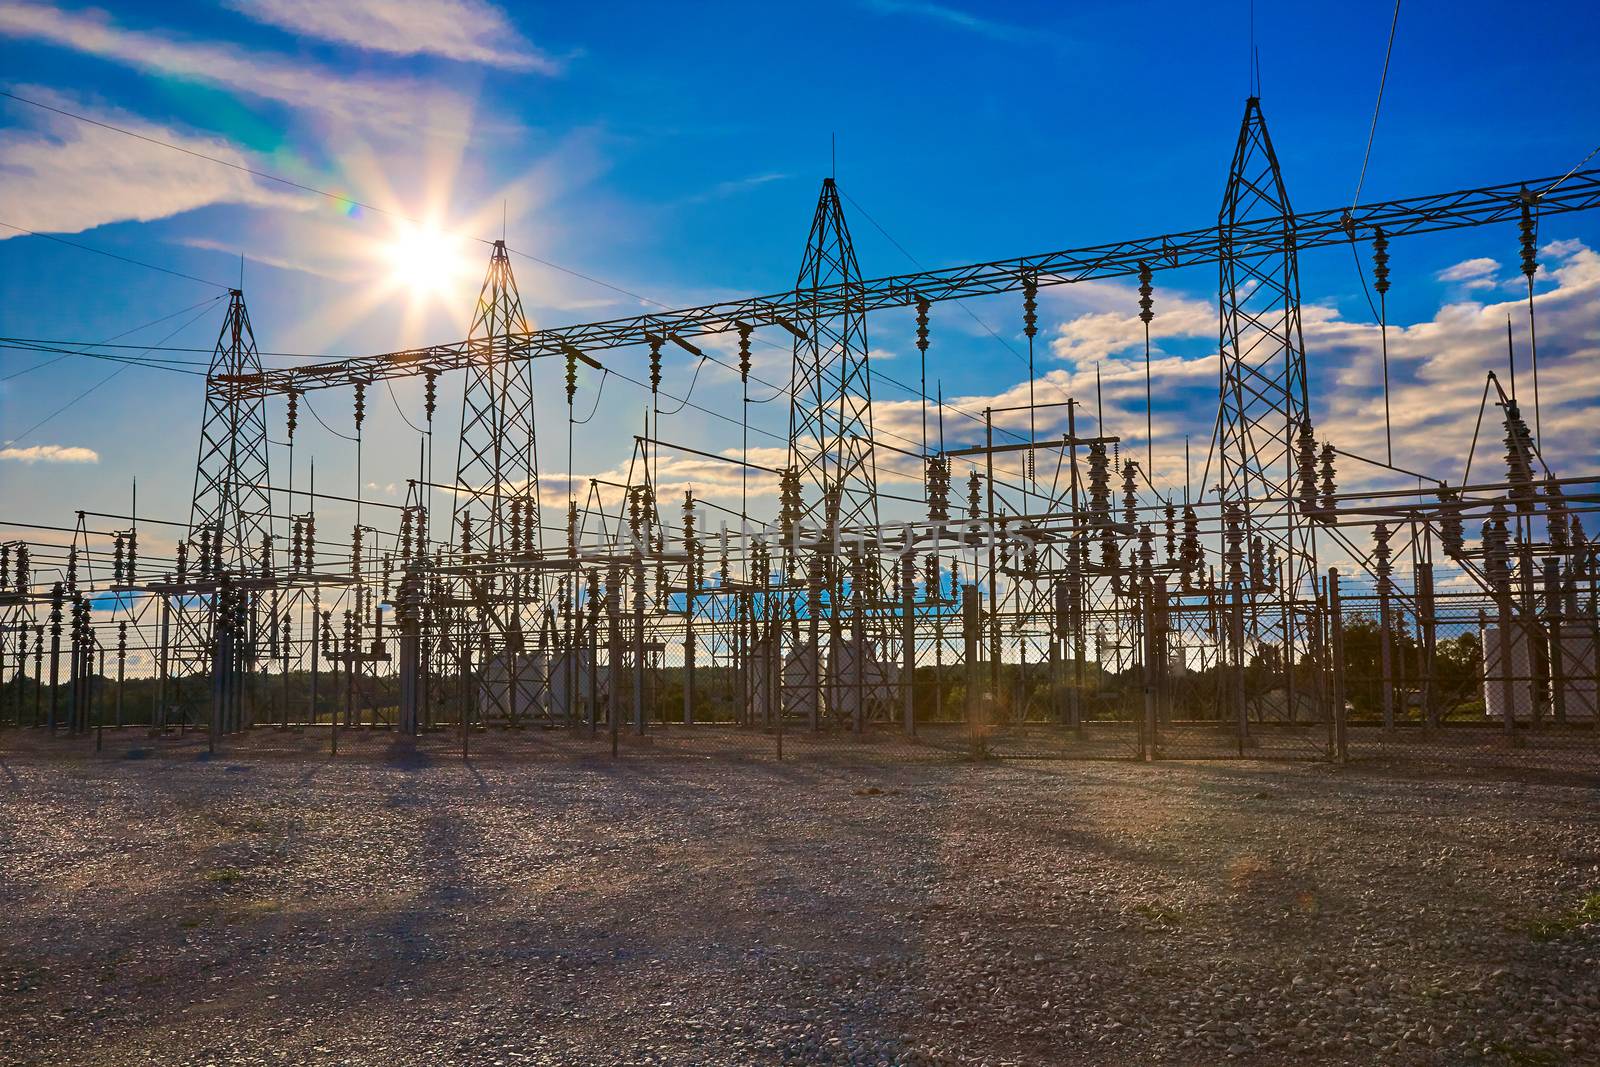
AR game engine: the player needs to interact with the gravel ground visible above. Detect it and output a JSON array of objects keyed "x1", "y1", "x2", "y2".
[{"x1": 1, "y1": 737, "x2": 1597, "y2": 1066}]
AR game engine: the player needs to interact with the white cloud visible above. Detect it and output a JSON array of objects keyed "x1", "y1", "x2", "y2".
[
  {"x1": 0, "y1": 444, "x2": 99, "y2": 463},
  {"x1": 1437, "y1": 257, "x2": 1499, "y2": 283},
  {"x1": 226, "y1": 0, "x2": 560, "y2": 72},
  {"x1": 1436, "y1": 256, "x2": 1500, "y2": 290},
  {"x1": 0, "y1": 94, "x2": 302, "y2": 237},
  {"x1": 0, "y1": 2, "x2": 468, "y2": 133}
]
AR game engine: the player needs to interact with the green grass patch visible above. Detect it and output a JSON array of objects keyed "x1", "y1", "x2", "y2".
[
  {"x1": 1527, "y1": 890, "x2": 1600, "y2": 942},
  {"x1": 203, "y1": 866, "x2": 245, "y2": 885}
]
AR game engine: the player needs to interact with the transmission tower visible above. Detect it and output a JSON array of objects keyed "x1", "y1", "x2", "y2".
[
  {"x1": 788, "y1": 178, "x2": 879, "y2": 542},
  {"x1": 453, "y1": 240, "x2": 541, "y2": 561},
  {"x1": 191, "y1": 288, "x2": 273, "y2": 571},
  {"x1": 1216, "y1": 97, "x2": 1318, "y2": 694}
]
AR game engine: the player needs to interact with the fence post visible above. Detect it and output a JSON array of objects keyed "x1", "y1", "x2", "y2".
[
  {"x1": 683, "y1": 591, "x2": 696, "y2": 727},
  {"x1": 632, "y1": 556, "x2": 646, "y2": 736},
  {"x1": 1492, "y1": 575, "x2": 1519, "y2": 743},
  {"x1": 1378, "y1": 568, "x2": 1395, "y2": 733},
  {"x1": 1544, "y1": 558, "x2": 1566, "y2": 726},
  {"x1": 902, "y1": 557, "x2": 916, "y2": 736},
  {"x1": 962, "y1": 584, "x2": 980, "y2": 727},
  {"x1": 1142, "y1": 585, "x2": 1156, "y2": 762},
  {"x1": 1417, "y1": 560, "x2": 1437, "y2": 730},
  {"x1": 1328, "y1": 568, "x2": 1347, "y2": 763}
]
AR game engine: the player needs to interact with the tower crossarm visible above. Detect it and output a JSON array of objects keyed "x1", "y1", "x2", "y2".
[{"x1": 219, "y1": 166, "x2": 1600, "y2": 398}]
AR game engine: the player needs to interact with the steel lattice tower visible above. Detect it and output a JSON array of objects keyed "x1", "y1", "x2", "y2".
[
  {"x1": 788, "y1": 178, "x2": 879, "y2": 542},
  {"x1": 1216, "y1": 97, "x2": 1318, "y2": 679},
  {"x1": 453, "y1": 240, "x2": 541, "y2": 566},
  {"x1": 191, "y1": 289, "x2": 273, "y2": 571}
]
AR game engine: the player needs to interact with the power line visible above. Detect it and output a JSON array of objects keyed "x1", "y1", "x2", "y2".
[
  {"x1": 0, "y1": 296, "x2": 224, "y2": 382},
  {"x1": 1351, "y1": 0, "x2": 1402, "y2": 210},
  {"x1": 0, "y1": 219, "x2": 227, "y2": 289},
  {"x1": 4, "y1": 301, "x2": 223, "y2": 446}
]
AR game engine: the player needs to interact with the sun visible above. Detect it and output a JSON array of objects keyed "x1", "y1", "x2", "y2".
[{"x1": 382, "y1": 219, "x2": 474, "y2": 304}]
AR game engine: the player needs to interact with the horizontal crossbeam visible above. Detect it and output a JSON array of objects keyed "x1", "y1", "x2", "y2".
[{"x1": 219, "y1": 168, "x2": 1600, "y2": 398}]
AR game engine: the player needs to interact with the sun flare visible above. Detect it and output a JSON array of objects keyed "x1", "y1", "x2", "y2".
[{"x1": 382, "y1": 219, "x2": 474, "y2": 305}]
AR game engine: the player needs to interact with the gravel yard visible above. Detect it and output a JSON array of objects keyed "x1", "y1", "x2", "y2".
[{"x1": 2, "y1": 739, "x2": 1597, "y2": 1066}]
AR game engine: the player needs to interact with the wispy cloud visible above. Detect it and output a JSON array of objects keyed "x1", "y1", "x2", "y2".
[
  {"x1": 224, "y1": 0, "x2": 562, "y2": 72},
  {"x1": 682, "y1": 172, "x2": 790, "y2": 205},
  {"x1": 178, "y1": 237, "x2": 363, "y2": 283},
  {"x1": 0, "y1": 444, "x2": 99, "y2": 463},
  {"x1": 861, "y1": 0, "x2": 1041, "y2": 43},
  {"x1": 0, "y1": 91, "x2": 303, "y2": 237},
  {"x1": 0, "y1": 2, "x2": 468, "y2": 133}
]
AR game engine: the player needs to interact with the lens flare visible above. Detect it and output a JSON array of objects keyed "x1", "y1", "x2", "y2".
[{"x1": 382, "y1": 219, "x2": 473, "y2": 305}]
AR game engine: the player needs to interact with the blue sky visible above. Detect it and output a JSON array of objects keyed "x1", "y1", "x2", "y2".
[{"x1": 2, "y1": 0, "x2": 1598, "y2": 558}]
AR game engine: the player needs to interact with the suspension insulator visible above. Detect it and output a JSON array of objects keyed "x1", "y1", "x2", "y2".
[
  {"x1": 1100, "y1": 531, "x2": 1126, "y2": 598},
  {"x1": 1249, "y1": 534, "x2": 1265, "y2": 589},
  {"x1": 1022, "y1": 276, "x2": 1039, "y2": 339},
  {"x1": 737, "y1": 324, "x2": 752, "y2": 385},
  {"x1": 627, "y1": 488, "x2": 645, "y2": 545},
  {"x1": 14, "y1": 544, "x2": 27, "y2": 593},
  {"x1": 460, "y1": 514, "x2": 473, "y2": 556},
  {"x1": 1137, "y1": 263, "x2": 1153, "y2": 325},
  {"x1": 176, "y1": 542, "x2": 189, "y2": 582},
  {"x1": 778, "y1": 467, "x2": 802, "y2": 530},
  {"x1": 1164, "y1": 501, "x2": 1177, "y2": 561},
  {"x1": 113, "y1": 535, "x2": 125, "y2": 585},
  {"x1": 1503, "y1": 400, "x2": 1536, "y2": 512},
  {"x1": 196, "y1": 530, "x2": 211, "y2": 579},
  {"x1": 1482, "y1": 502, "x2": 1511, "y2": 584},
  {"x1": 260, "y1": 535, "x2": 273, "y2": 578},
  {"x1": 967, "y1": 470, "x2": 982, "y2": 521},
  {"x1": 1427, "y1": 489, "x2": 1465, "y2": 563},
  {"x1": 752, "y1": 539, "x2": 770, "y2": 587},
  {"x1": 353, "y1": 381, "x2": 366, "y2": 432},
  {"x1": 915, "y1": 298, "x2": 930, "y2": 353},
  {"x1": 1545, "y1": 477, "x2": 1570, "y2": 553},
  {"x1": 66, "y1": 545, "x2": 78, "y2": 593},
  {"x1": 1087, "y1": 443, "x2": 1111, "y2": 523},
  {"x1": 1182, "y1": 506, "x2": 1200, "y2": 573},
  {"x1": 1223, "y1": 505, "x2": 1245, "y2": 587},
  {"x1": 925, "y1": 455, "x2": 950, "y2": 522},
  {"x1": 1372, "y1": 228, "x2": 1390, "y2": 296},
  {"x1": 648, "y1": 336, "x2": 663, "y2": 397},
  {"x1": 1122, "y1": 460, "x2": 1139, "y2": 525},
  {"x1": 1518, "y1": 193, "x2": 1538, "y2": 280},
  {"x1": 509, "y1": 498, "x2": 524, "y2": 556},
  {"x1": 286, "y1": 390, "x2": 299, "y2": 442},
  {"x1": 1296, "y1": 419, "x2": 1319, "y2": 514},
  {"x1": 565, "y1": 348, "x2": 578, "y2": 407},
  {"x1": 400, "y1": 508, "x2": 413, "y2": 563},
  {"x1": 1319, "y1": 444, "x2": 1338, "y2": 515},
  {"x1": 424, "y1": 371, "x2": 438, "y2": 424},
  {"x1": 351, "y1": 525, "x2": 363, "y2": 578}
]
